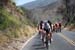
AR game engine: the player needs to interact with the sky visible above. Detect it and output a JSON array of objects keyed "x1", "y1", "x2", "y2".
[{"x1": 15, "y1": 0, "x2": 36, "y2": 6}]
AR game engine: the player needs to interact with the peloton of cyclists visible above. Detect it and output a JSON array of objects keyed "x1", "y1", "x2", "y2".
[{"x1": 38, "y1": 20, "x2": 62, "y2": 48}]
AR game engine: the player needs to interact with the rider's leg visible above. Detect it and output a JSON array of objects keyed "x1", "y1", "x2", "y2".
[
  {"x1": 49, "y1": 33, "x2": 52, "y2": 44},
  {"x1": 60, "y1": 27, "x2": 61, "y2": 32},
  {"x1": 48, "y1": 31, "x2": 52, "y2": 43}
]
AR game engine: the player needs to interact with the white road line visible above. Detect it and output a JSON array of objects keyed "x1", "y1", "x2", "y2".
[
  {"x1": 20, "y1": 33, "x2": 38, "y2": 50},
  {"x1": 57, "y1": 33, "x2": 75, "y2": 46}
]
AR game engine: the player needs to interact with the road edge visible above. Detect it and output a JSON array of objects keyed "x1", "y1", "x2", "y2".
[{"x1": 20, "y1": 33, "x2": 38, "y2": 50}]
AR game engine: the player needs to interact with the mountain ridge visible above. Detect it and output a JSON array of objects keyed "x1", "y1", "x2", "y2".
[{"x1": 22, "y1": 0, "x2": 57, "y2": 9}]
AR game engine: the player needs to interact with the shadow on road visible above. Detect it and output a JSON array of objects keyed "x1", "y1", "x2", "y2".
[
  {"x1": 34, "y1": 46, "x2": 46, "y2": 50},
  {"x1": 32, "y1": 42, "x2": 46, "y2": 50},
  {"x1": 32, "y1": 43, "x2": 42, "y2": 47}
]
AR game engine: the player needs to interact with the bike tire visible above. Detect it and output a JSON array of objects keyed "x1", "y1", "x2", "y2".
[{"x1": 45, "y1": 35, "x2": 49, "y2": 49}]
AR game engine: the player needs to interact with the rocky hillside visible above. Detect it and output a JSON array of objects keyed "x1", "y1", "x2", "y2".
[
  {"x1": 22, "y1": 0, "x2": 62, "y2": 24},
  {"x1": 0, "y1": 1, "x2": 36, "y2": 50},
  {"x1": 58, "y1": 0, "x2": 75, "y2": 26},
  {"x1": 22, "y1": 0, "x2": 57, "y2": 10}
]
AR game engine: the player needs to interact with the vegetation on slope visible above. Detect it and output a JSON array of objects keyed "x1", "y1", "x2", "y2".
[
  {"x1": 0, "y1": 1, "x2": 36, "y2": 45},
  {"x1": 57, "y1": 0, "x2": 75, "y2": 27}
]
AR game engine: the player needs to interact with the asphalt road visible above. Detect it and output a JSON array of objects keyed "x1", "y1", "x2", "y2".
[
  {"x1": 22, "y1": 31, "x2": 75, "y2": 50},
  {"x1": 62, "y1": 30, "x2": 75, "y2": 42}
]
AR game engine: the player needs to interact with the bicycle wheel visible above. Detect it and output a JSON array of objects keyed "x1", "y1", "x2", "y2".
[{"x1": 45, "y1": 35, "x2": 49, "y2": 49}]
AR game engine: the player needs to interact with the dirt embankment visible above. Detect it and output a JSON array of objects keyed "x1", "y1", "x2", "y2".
[
  {"x1": 0, "y1": 25, "x2": 37, "y2": 50},
  {"x1": 0, "y1": 1, "x2": 38, "y2": 50},
  {"x1": 63, "y1": 24, "x2": 75, "y2": 32}
]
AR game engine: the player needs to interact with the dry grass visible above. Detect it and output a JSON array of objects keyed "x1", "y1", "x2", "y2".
[
  {"x1": 67, "y1": 24, "x2": 75, "y2": 31},
  {"x1": 0, "y1": 33, "x2": 9, "y2": 46}
]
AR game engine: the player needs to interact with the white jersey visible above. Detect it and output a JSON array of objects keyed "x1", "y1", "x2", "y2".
[
  {"x1": 44, "y1": 22, "x2": 52, "y2": 32},
  {"x1": 46, "y1": 22, "x2": 50, "y2": 28},
  {"x1": 42, "y1": 23, "x2": 45, "y2": 29}
]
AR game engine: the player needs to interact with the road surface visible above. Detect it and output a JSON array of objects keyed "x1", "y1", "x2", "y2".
[{"x1": 22, "y1": 31, "x2": 75, "y2": 50}]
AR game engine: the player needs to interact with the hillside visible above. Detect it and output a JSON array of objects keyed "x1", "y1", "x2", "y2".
[
  {"x1": 22, "y1": 0, "x2": 62, "y2": 24},
  {"x1": 22, "y1": 0, "x2": 57, "y2": 10},
  {"x1": 0, "y1": 1, "x2": 36, "y2": 50},
  {"x1": 57, "y1": 0, "x2": 75, "y2": 30}
]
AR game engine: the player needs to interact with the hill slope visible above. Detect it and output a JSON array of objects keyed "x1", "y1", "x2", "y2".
[
  {"x1": 22, "y1": 0, "x2": 62, "y2": 23},
  {"x1": 22, "y1": 0, "x2": 57, "y2": 9},
  {"x1": 0, "y1": 1, "x2": 36, "y2": 50}
]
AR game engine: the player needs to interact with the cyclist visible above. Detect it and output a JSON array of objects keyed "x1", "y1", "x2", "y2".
[
  {"x1": 43, "y1": 20, "x2": 52, "y2": 48},
  {"x1": 38, "y1": 20, "x2": 45, "y2": 41}
]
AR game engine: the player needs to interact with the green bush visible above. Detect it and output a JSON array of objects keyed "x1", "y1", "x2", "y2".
[
  {"x1": 0, "y1": 8, "x2": 19, "y2": 30},
  {"x1": 0, "y1": 14, "x2": 7, "y2": 29},
  {"x1": 0, "y1": 6, "x2": 35, "y2": 38}
]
